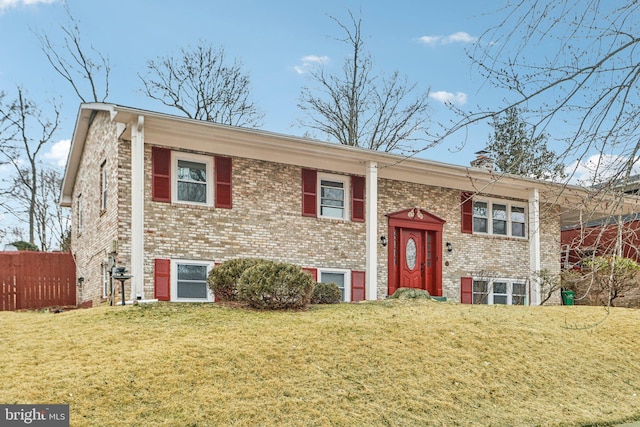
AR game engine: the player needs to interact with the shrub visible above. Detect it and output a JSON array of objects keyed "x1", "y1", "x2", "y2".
[
  {"x1": 311, "y1": 282, "x2": 342, "y2": 304},
  {"x1": 237, "y1": 261, "x2": 315, "y2": 310},
  {"x1": 389, "y1": 287, "x2": 431, "y2": 300},
  {"x1": 207, "y1": 258, "x2": 266, "y2": 301}
]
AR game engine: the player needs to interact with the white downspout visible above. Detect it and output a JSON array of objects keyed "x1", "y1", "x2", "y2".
[
  {"x1": 130, "y1": 115, "x2": 145, "y2": 300},
  {"x1": 365, "y1": 161, "x2": 378, "y2": 300},
  {"x1": 529, "y1": 188, "x2": 541, "y2": 305}
]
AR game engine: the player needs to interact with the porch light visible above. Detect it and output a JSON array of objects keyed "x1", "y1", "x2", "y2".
[
  {"x1": 77, "y1": 277, "x2": 84, "y2": 286},
  {"x1": 380, "y1": 236, "x2": 387, "y2": 247},
  {"x1": 446, "y1": 242, "x2": 453, "y2": 253}
]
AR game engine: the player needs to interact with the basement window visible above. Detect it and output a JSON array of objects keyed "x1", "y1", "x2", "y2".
[
  {"x1": 171, "y1": 260, "x2": 214, "y2": 302},
  {"x1": 472, "y1": 278, "x2": 527, "y2": 305}
]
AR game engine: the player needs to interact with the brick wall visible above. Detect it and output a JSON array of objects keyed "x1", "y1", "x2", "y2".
[
  {"x1": 70, "y1": 111, "x2": 121, "y2": 306},
  {"x1": 142, "y1": 146, "x2": 366, "y2": 299},
  {"x1": 71, "y1": 112, "x2": 562, "y2": 305}
]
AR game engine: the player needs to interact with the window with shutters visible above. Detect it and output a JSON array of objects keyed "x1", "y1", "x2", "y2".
[
  {"x1": 472, "y1": 278, "x2": 527, "y2": 305},
  {"x1": 171, "y1": 259, "x2": 214, "y2": 302},
  {"x1": 171, "y1": 152, "x2": 214, "y2": 206},
  {"x1": 319, "y1": 268, "x2": 351, "y2": 302},
  {"x1": 318, "y1": 173, "x2": 350, "y2": 220},
  {"x1": 471, "y1": 197, "x2": 527, "y2": 238}
]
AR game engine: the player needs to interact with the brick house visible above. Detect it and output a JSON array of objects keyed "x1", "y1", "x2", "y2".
[{"x1": 60, "y1": 103, "x2": 620, "y2": 307}]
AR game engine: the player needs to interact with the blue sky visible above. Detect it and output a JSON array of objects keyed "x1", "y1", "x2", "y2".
[{"x1": 0, "y1": 0, "x2": 503, "y2": 171}]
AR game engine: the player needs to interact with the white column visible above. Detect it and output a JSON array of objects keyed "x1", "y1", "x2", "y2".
[
  {"x1": 365, "y1": 161, "x2": 378, "y2": 300},
  {"x1": 130, "y1": 115, "x2": 145, "y2": 300},
  {"x1": 528, "y1": 188, "x2": 541, "y2": 305}
]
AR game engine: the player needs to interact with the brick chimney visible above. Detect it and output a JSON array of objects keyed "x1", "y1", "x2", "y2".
[{"x1": 470, "y1": 150, "x2": 494, "y2": 170}]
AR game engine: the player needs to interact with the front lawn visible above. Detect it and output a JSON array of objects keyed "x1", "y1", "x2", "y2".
[{"x1": 1, "y1": 300, "x2": 639, "y2": 426}]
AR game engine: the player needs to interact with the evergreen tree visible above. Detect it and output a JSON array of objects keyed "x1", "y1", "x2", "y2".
[{"x1": 486, "y1": 107, "x2": 564, "y2": 180}]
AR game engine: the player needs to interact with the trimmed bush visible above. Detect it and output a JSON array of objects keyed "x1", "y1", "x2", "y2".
[
  {"x1": 390, "y1": 287, "x2": 431, "y2": 300},
  {"x1": 207, "y1": 258, "x2": 266, "y2": 301},
  {"x1": 237, "y1": 261, "x2": 315, "y2": 310},
  {"x1": 311, "y1": 282, "x2": 342, "y2": 304}
]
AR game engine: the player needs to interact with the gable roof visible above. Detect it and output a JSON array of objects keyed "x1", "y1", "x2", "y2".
[{"x1": 60, "y1": 103, "x2": 640, "y2": 225}]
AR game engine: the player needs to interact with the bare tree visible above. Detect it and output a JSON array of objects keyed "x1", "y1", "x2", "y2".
[
  {"x1": 36, "y1": 4, "x2": 110, "y2": 103},
  {"x1": 297, "y1": 11, "x2": 430, "y2": 152},
  {"x1": 448, "y1": 2, "x2": 640, "y2": 307},
  {"x1": 139, "y1": 43, "x2": 263, "y2": 128},
  {"x1": 0, "y1": 88, "x2": 60, "y2": 246},
  {"x1": 33, "y1": 167, "x2": 69, "y2": 251},
  {"x1": 442, "y1": 1, "x2": 640, "y2": 188}
]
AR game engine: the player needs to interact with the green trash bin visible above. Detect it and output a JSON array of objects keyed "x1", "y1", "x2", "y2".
[{"x1": 561, "y1": 290, "x2": 575, "y2": 306}]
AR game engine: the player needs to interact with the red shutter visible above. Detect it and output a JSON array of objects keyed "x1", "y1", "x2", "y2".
[
  {"x1": 461, "y1": 276, "x2": 473, "y2": 304},
  {"x1": 154, "y1": 259, "x2": 171, "y2": 301},
  {"x1": 302, "y1": 168, "x2": 317, "y2": 217},
  {"x1": 351, "y1": 175, "x2": 365, "y2": 222},
  {"x1": 461, "y1": 192, "x2": 473, "y2": 234},
  {"x1": 152, "y1": 147, "x2": 171, "y2": 202},
  {"x1": 351, "y1": 270, "x2": 366, "y2": 302},
  {"x1": 215, "y1": 156, "x2": 232, "y2": 208},
  {"x1": 302, "y1": 267, "x2": 318, "y2": 281}
]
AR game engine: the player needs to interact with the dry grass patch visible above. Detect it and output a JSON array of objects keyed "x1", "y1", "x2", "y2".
[{"x1": 1, "y1": 301, "x2": 639, "y2": 426}]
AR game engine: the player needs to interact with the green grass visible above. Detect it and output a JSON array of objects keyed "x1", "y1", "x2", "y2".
[{"x1": 1, "y1": 300, "x2": 639, "y2": 426}]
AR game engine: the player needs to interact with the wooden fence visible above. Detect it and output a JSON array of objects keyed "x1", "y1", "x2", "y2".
[{"x1": 0, "y1": 251, "x2": 76, "y2": 311}]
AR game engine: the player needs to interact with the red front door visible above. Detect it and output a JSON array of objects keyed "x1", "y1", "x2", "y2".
[
  {"x1": 387, "y1": 208, "x2": 445, "y2": 297},
  {"x1": 399, "y1": 228, "x2": 425, "y2": 289}
]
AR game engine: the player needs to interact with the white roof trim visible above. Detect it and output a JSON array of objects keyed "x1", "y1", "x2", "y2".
[{"x1": 59, "y1": 103, "x2": 640, "y2": 224}]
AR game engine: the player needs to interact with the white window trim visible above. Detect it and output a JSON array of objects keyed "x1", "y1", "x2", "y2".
[
  {"x1": 170, "y1": 259, "x2": 215, "y2": 302},
  {"x1": 171, "y1": 152, "x2": 214, "y2": 207},
  {"x1": 472, "y1": 277, "x2": 528, "y2": 305},
  {"x1": 473, "y1": 197, "x2": 527, "y2": 239},
  {"x1": 317, "y1": 172, "x2": 350, "y2": 221},
  {"x1": 318, "y1": 268, "x2": 351, "y2": 302}
]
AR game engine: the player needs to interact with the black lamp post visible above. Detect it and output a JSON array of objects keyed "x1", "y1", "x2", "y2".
[{"x1": 112, "y1": 266, "x2": 133, "y2": 306}]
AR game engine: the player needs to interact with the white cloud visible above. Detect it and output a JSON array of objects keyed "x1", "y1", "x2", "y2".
[
  {"x1": 565, "y1": 153, "x2": 640, "y2": 185},
  {"x1": 294, "y1": 55, "x2": 330, "y2": 74},
  {"x1": 418, "y1": 31, "x2": 477, "y2": 46},
  {"x1": 0, "y1": 0, "x2": 57, "y2": 12},
  {"x1": 429, "y1": 90, "x2": 467, "y2": 106},
  {"x1": 44, "y1": 139, "x2": 70, "y2": 168}
]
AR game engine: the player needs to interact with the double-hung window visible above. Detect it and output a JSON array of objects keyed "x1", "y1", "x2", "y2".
[
  {"x1": 319, "y1": 269, "x2": 351, "y2": 302},
  {"x1": 511, "y1": 206, "x2": 526, "y2": 237},
  {"x1": 171, "y1": 260, "x2": 214, "y2": 302},
  {"x1": 318, "y1": 173, "x2": 349, "y2": 220},
  {"x1": 172, "y1": 153, "x2": 214, "y2": 206},
  {"x1": 100, "y1": 161, "x2": 107, "y2": 212},
  {"x1": 473, "y1": 199, "x2": 527, "y2": 238},
  {"x1": 472, "y1": 278, "x2": 527, "y2": 305}
]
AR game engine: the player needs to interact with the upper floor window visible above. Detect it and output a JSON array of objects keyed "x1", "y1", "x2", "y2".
[
  {"x1": 320, "y1": 179, "x2": 345, "y2": 219},
  {"x1": 318, "y1": 173, "x2": 350, "y2": 220},
  {"x1": 152, "y1": 147, "x2": 232, "y2": 208},
  {"x1": 171, "y1": 152, "x2": 214, "y2": 206},
  {"x1": 302, "y1": 169, "x2": 364, "y2": 222},
  {"x1": 472, "y1": 199, "x2": 527, "y2": 238},
  {"x1": 100, "y1": 161, "x2": 107, "y2": 212}
]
